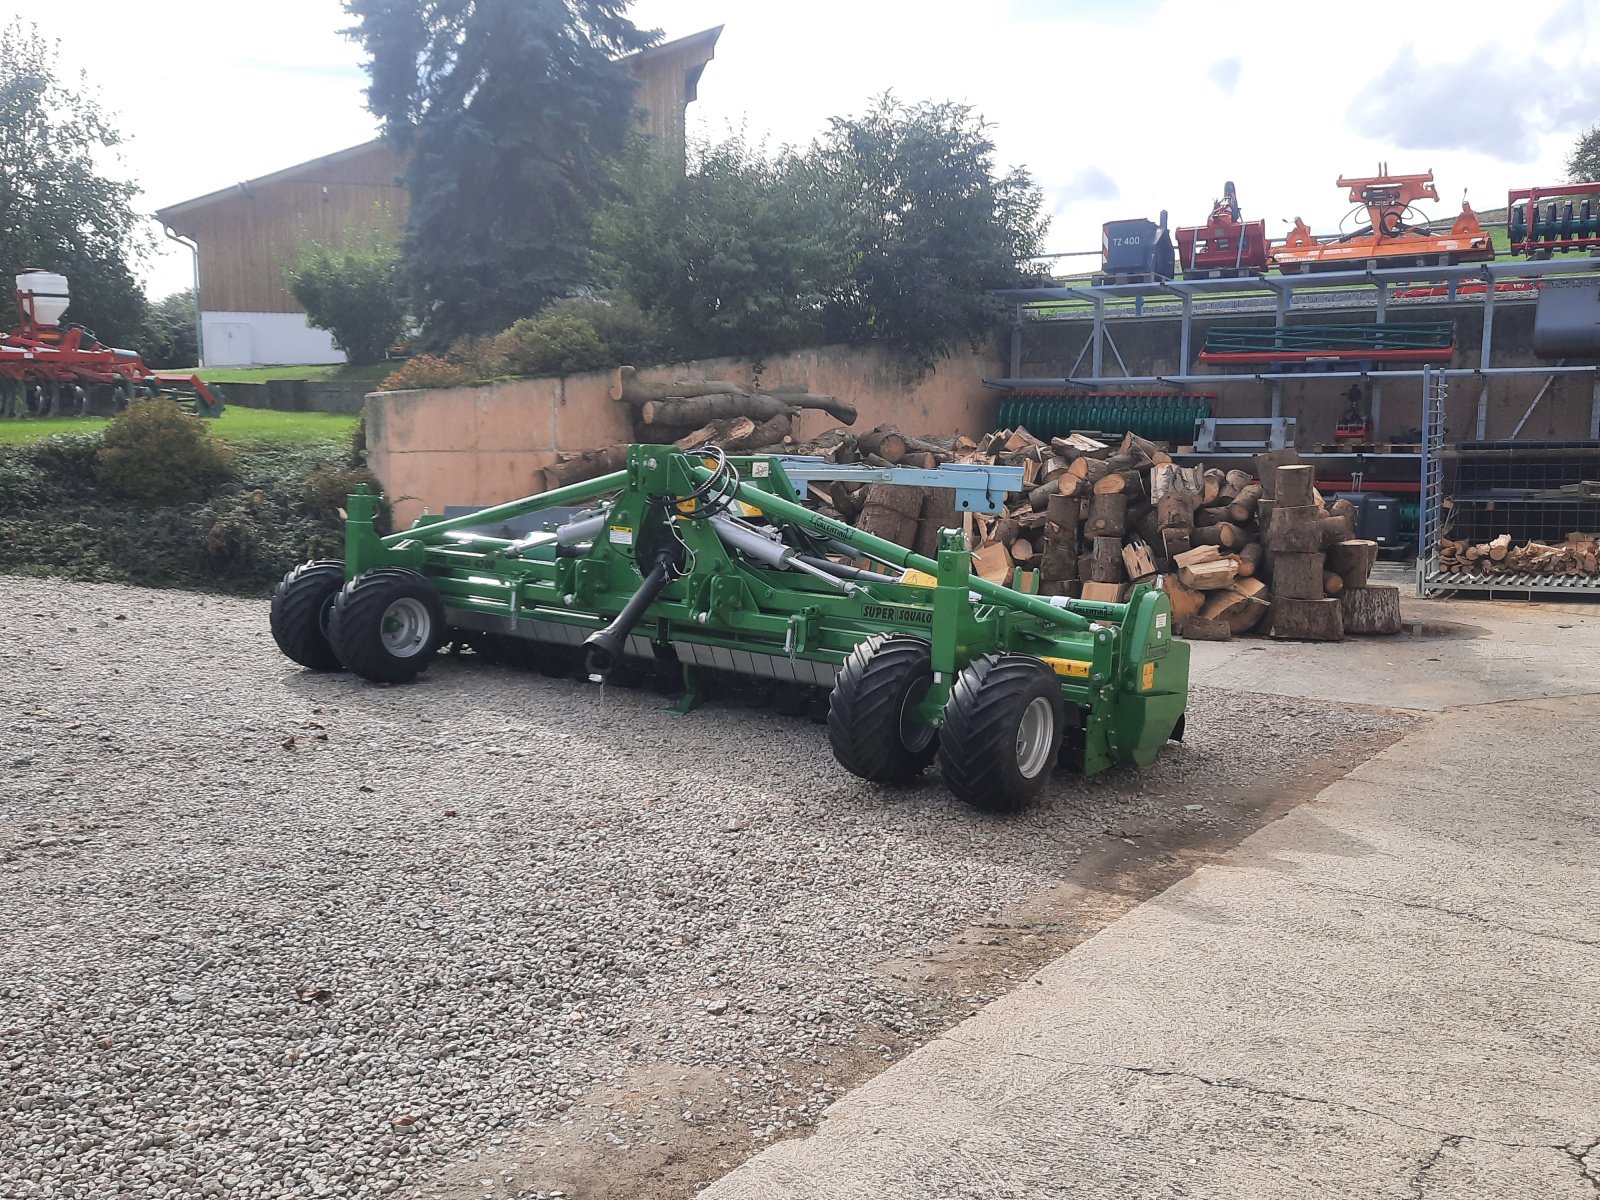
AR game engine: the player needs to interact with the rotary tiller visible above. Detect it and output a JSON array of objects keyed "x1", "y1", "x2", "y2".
[{"x1": 270, "y1": 445, "x2": 1190, "y2": 812}]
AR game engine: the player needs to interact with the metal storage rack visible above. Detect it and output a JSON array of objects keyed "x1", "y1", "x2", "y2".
[{"x1": 1418, "y1": 366, "x2": 1600, "y2": 596}]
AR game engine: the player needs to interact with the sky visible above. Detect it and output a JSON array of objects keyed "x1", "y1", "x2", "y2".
[{"x1": 23, "y1": 0, "x2": 1600, "y2": 299}]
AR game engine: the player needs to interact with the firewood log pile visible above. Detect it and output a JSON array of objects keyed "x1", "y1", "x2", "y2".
[
  {"x1": 803, "y1": 427, "x2": 1402, "y2": 643},
  {"x1": 536, "y1": 381, "x2": 1404, "y2": 640},
  {"x1": 1435, "y1": 532, "x2": 1600, "y2": 577}
]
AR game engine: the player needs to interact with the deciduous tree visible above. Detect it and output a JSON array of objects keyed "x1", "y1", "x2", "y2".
[
  {"x1": 1567, "y1": 124, "x2": 1600, "y2": 184},
  {"x1": 0, "y1": 21, "x2": 148, "y2": 346},
  {"x1": 594, "y1": 135, "x2": 852, "y2": 360},
  {"x1": 820, "y1": 95, "x2": 1049, "y2": 365}
]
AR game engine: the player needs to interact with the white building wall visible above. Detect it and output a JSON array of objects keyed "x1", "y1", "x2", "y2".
[{"x1": 200, "y1": 311, "x2": 346, "y2": 367}]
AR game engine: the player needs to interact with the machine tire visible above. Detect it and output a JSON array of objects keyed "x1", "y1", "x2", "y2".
[
  {"x1": 827, "y1": 635, "x2": 939, "y2": 784},
  {"x1": 937, "y1": 655, "x2": 1064, "y2": 813},
  {"x1": 328, "y1": 569, "x2": 446, "y2": 682},
  {"x1": 270, "y1": 560, "x2": 347, "y2": 672}
]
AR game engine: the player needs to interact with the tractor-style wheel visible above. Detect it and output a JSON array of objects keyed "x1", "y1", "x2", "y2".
[
  {"x1": 270, "y1": 560, "x2": 347, "y2": 672},
  {"x1": 328, "y1": 569, "x2": 446, "y2": 683},
  {"x1": 827, "y1": 635, "x2": 939, "y2": 784},
  {"x1": 938, "y1": 655, "x2": 1064, "y2": 813}
]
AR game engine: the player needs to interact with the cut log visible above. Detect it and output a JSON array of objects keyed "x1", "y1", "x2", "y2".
[
  {"x1": 1270, "y1": 551, "x2": 1327, "y2": 601},
  {"x1": 857, "y1": 426, "x2": 910, "y2": 463},
  {"x1": 640, "y1": 391, "x2": 858, "y2": 427},
  {"x1": 1201, "y1": 468, "x2": 1225, "y2": 507},
  {"x1": 1051, "y1": 433, "x2": 1112, "y2": 458},
  {"x1": 1192, "y1": 521, "x2": 1248, "y2": 550},
  {"x1": 1086, "y1": 493, "x2": 1128, "y2": 538},
  {"x1": 857, "y1": 484, "x2": 926, "y2": 550},
  {"x1": 1079, "y1": 537, "x2": 1126, "y2": 584},
  {"x1": 1326, "y1": 540, "x2": 1378, "y2": 588},
  {"x1": 1064, "y1": 457, "x2": 1113, "y2": 490},
  {"x1": 1265, "y1": 504, "x2": 1325, "y2": 553},
  {"x1": 1193, "y1": 505, "x2": 1232, "y2": 528},
  {"x1": 1488, "y1": 533, "x2": 1512, "y2": 561},
  {"x1": 1160, "y1": 526, "x2": 1193, "y2": 566},
  {"x1": 1174, "y1": 544, "x2": 1223, "y2": 568},
  {"x1": 1227, "y1": 483, "x2": 1263, "y2": 523},
  {"x1": 1323, "y1": 571, "x2": 1345, "y2": 597},
  {"x1": 1093, "y1": 468, "x2": 1143, "y2": 496},
  {"x1": 1220, "y1": 469, "x2": 1253, "y2": 500},
  {"x1": 973, "y1": 542, "x2": 1013, "y2": 584},
  {"x1": 1274, "y1": 464, "x2": 1316, "y2": 509},
  {"x1": 990, "y1": 516, "x2": 1022, "y2": 547},
  {"x1": 1122, "y1": 538, "x2": 1157, "y2": 581},
  {"x1": 1319, "y1": 513, "x2": 1357, "y2": 549},
  {"x1": 1236, "y1": 542, "x2": 1264, "y2": 578},
  {"x1": 539, "y1": 444, "x2": 629, "y2": 490},
  {"x1": 1253, "y1": 448, "x2": 1303, "y2": 499},
  {"x1": 826, "y1": 481, "x2": 865, "y2": 523},
  {"x1": 1040, "y1": 545, "x2": 1078, "y2": 582},
  {"x1": 724, "y1": 413, "x2": 793, "y2": 452},
  {"x1": 1179, "y1": 556, "x2": 1239, "y2": 591},
  {"x1": 1200, "y1": 589, "x2": 1247, "y2": 624},
  {"x1": 1046, "y1": 494, "x2": 1083, "y2": 535},
  {"x1": 1182, "y1": 616, "x2": 1233, "y2": 641},
  {"x1": 1339, "y1": 583, "x2": 1403, "y2": 635},
  {"x1": 1162, "y1": 576, "x2": 1205, "y2": 631},
  {"x1": 1010, "y1": 538, "x2": 1036, "y2": 564},
  {"x1": 1269, "y1": 596, "x2": 1344, "y2": 641}
]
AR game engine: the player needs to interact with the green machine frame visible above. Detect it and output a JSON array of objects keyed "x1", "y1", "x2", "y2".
[{"x1": 271, "y1": 445, "x2": 1190, "y2": 811}]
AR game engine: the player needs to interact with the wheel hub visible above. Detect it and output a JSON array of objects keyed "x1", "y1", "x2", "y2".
[
  {"x1": 1014, "y1": 696, "x2": 1055, "y2": 778},
  {"x1": 380, "y1": 597, "x2": 432, "y2": 658}
]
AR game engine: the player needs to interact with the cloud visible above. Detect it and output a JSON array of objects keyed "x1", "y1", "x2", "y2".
[
  {"x1": 1206, "y1": 57, "x2": 1241, "y2": 95},
  {"x1": 1056, "y1": 167, "x2": 1120, "y2": 210},
  {"x1": 1348, "y1": 43, "x2": 1600, "y2": 162}
]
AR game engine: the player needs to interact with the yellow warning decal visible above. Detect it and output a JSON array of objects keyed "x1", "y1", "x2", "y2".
[
  {"x1": 899, "y1": 568, "x2": 938, "y2": 588},
  {"x1": 1141, "y1": 661, "x2": 1156, "y2": 690},
  {"x1": 1040, "y1": 656, "x2": 1091, "y2": 679}
]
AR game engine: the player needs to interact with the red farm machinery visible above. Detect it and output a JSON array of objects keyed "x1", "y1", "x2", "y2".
[
  {"x1": 1176, "y1": 181, "x2": 1269, "y2": 278},
  {"x1": 0, "y1": 270, "x2": 223, "y2": 418}
]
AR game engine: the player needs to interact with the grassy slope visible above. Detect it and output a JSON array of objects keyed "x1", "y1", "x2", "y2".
[{"x1": 0, "y1": 407, "x2": 358, "y2": 447}]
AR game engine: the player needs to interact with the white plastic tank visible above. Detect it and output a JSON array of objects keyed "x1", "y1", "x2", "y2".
[{"x1": 16, "y1": 270, "x2": 70, "y2": 326}]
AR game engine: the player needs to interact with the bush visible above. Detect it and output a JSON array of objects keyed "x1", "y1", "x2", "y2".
[
  {"x1": 283, "y1": 226, "x2": 407, "y2": 366},
  {"x1": 542, "y1": 297, "x2": 667, "y2": 365},
  {"x1": 303, "y1": 464, "x2": 389, "y2": 532},
  {"x1": 493, "y1": 311, "x2": 610, "y2": 377},
  {"x1": 96, "y1": 400, "x2": 233, "y2": 505},
  {"x1": 377, "y1": 354, "x2": 477, "y2": 392}
]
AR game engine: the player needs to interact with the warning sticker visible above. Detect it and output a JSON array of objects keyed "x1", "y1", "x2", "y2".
[
  {"x1": 608, "y1": 526, "x2": 634, "y2": 545},
  {"x1": 1040, "y1": 656, "x2": 1091, "y2": 679},
  {"x1": 1155, "y1": 612, "x2": 1168, "y2": 630},
  {"x1": 1142, "y1": 661, "x2": 1156, "y2": 691}
]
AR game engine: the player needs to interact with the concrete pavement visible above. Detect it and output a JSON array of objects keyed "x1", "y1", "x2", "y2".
[{"x1": 703, "y1": 597, "x2": 1600, "y2": 1199}]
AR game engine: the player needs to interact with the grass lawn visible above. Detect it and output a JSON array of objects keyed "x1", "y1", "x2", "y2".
[
  {"x1": 192, "y1": 363, "x2": 398, "y2": 385},
  {"x1": 0, "y1": 406, "x2": 358, "y2": 447}
]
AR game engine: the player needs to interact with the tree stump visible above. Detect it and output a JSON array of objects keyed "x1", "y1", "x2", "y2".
[
  {"x1": 1274, "y1": 464, "x2": 1316, "y2": 508},
  {"x1": 1340, "y1": 584, "x2": 1403, "y2": 634},
  {"x1": 1269, "y1": 597, "x2": 1344, "y2": 641}
]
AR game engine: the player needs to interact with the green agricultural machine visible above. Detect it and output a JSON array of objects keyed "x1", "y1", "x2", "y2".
[{"x1": 270, "y1": 445, "x2": 1190, "y2": 811}]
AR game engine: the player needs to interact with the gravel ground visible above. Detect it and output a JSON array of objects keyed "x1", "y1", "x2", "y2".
[{"x1": 0, "y1": 578, "x2": 1409, "y2": 1200}]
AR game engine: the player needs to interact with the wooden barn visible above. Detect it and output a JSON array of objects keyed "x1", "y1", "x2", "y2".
[{"x1": 155, "y1": 26, "x2": 722, "y2": 367}]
